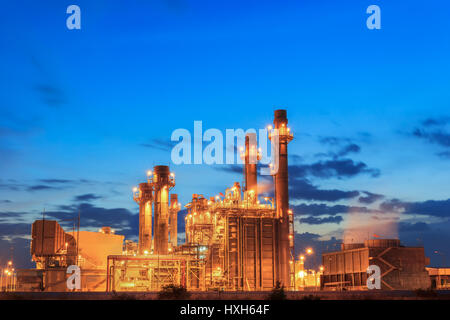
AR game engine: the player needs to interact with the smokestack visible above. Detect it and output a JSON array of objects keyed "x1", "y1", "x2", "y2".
[
  {"x1": 152, "y1": 165, "x2": 175, "y2": 255},
  {"x1": 136, "y1": 182, "x2": 153, "y2": 255},
  {"x1": 271, "y1": 109, "x2": 293, "y2": 288},
  {"x1": 169, "y1": 194, "x2": 179, "y2": 248},
  {"x1": 244, "y1": 133, "x2": 259, "y2": 198}
]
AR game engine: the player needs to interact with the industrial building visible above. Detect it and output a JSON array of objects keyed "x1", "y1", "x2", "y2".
[
  {"x1": 14, "y1": 109, "x2": 440, "y2": 293},
  {"x1": 107, "y1": 110, "x2": 295, "y2": 291},
  {"x1": 17, "y1": 110, "x2": 296, "y2": 292},
  {"x1": 320, "y1": 239, "x2": 431, "y2": 290}
]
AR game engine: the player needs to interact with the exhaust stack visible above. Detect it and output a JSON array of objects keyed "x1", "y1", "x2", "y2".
[
  {"x1": 152, "y1": 165, "x2": 175, "y2": 255},
  {"x1": 244, "y1": 133, "x2": 259, "y2": 199},
  {"x1": 135, "y1": 183, "x2": 153, "y2": 255},
  {"x1": 270, "y1": 109, "x2": 293, "y2": 288}
]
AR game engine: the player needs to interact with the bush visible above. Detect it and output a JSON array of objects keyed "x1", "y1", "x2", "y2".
[
  {"x1": 267, "y1": 281, "x2": 287, "y2": 300},
  {"x1": 158, "y1": 284, "x2": 191, "y2": 300},
  {"x1": 415, "y1": 288, "x2": 437, "y2": 298}
]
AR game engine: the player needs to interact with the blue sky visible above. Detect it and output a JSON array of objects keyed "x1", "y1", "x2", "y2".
[{"x1": 1, "y1": 0, "x2": 450, "y2": 268}]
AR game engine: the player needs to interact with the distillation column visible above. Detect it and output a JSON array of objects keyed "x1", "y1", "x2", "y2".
[
  {"x1": 152, "y1": 165, "x2": 175, "y2": 255},
  {"x1": 169, "y1": 194, "x2": 179, "y2": 248},
  {"x1": 134, "y1": 182, "x2": 153, "y2": 255},
  {"x1": 270, "y1": 109, "x2": 293, "y2": 288}
]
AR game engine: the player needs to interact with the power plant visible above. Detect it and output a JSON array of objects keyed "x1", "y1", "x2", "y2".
[
  {"x1": 107, "y1": 109, "x2": 295, "y2": 291},
  {"x1": 10, "y1": 109, "x2": 438, "y2": 293}
]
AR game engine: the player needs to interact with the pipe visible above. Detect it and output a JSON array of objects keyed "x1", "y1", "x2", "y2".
[{"x1": 169, "y1": 194, "x2": 179, "y2": 248}]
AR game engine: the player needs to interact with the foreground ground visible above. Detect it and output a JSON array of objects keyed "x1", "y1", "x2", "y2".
[{"x1": 1, "y1": 290, "x2": 450, "y2": 300}]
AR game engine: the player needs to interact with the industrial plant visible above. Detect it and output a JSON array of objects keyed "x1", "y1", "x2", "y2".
[{"x1": 8, "y1": 110, "x2": 448, "y2": 293}]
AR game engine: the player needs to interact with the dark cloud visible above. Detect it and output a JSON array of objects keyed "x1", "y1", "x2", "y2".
[
  {"x1": 0, "y1": 222, "x2": 31, "y2": 237},
  {"x1": 358, "y1": 191, "x2": 384, "y2": 204},
  {"x1": 1, "y1": 179, "x2": 97, "y2": 192},
  {"x1": 43, "y1": 203, "x2": 138, "y2": 239},
  {"x1": 380, "y1": 198, "x2": 450, "y2": 218},
  {"x1": 34, "y1": 84, "x2": 65, "y2": 107},
  {"x1": 140, "y1": 138, "x2": 176, "y2": 151},
  {"x1": 73, "y1": 193, "x2": 102, "y2": 202},
  {"x1": 299, "y1": 216, "x2": 343, "y2": 225},
  {"x1": 39, "y1": 179, "x2": 73, "y2": 184},
  {"x1": 0, "y1": 180, "x2": 24, "y2": 191},
  {"x1": 290, "y1": 159, "x2": 379, "y2": 180},
  {"x1": 290, "y1": 178, "x2": 359, "y2": 202},
  {"x1": 413, "y1": 117, "x2": 450, "y2": 150},
  {"x1": 291, "y1": 203, "x2": 376, "y2": 216},
  {"x1": 336, "y1": 143, "x2": 361, "y2": 157},
  {"x1": 0, "y1": 200, "x2": 12, "y2": 204},
  {"x1": 27, "y1": 185, "x2": 57, "y2": 192},
  {"x1": 399, "y1": 222, "x2": 430, "y2": 232},
  {"x1": 421, "y1": 117, "x2": 450, "y2": 127}
]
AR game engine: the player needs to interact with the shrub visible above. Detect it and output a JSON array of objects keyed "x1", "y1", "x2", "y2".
[
  {"x1": 267, "y1": 281, "x2": 287, "y2": 300},
  {"x1": 158, "y1": 284, "x2": 191, "y2": 300},
  {"x1": 415, "y1": 288, "x2": 437, "y2": 298}
]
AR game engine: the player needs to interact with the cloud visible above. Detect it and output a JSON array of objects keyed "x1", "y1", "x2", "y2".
[
  {"x1": 291, "y1": 203, "x2": 377, "y2": 216},
  {"x1": 412, "y1": 117, "x2": 450, "y2": 151},
  {"x1": 39, "y1": 179, "x2": 73, "y2": 184},
  {"x1": 290, "y1": 159, "x2": 380, "y2": 180},
  {"x1": 1, "y1": 178, "x2": 98, "y2": 193},
  {"x1": 0, "y1": 200, "x2": 12, "y2": 204},
  {"x1": 299, "y1": 216, "x2": 343, "y2": 225},
  {"x1": 27, "y1": 185, "x2": 58, "y2": 192},
  {"x1": 380, "y1": 198, "x2": 450, "y2": 218},
  {"x1": 73, "y1": 193, "x2": 102, "y2": 202},
  {"x1": 290, "y1": 178, "x2": 359, "y2": 202},
  {"x1": 34, "y1": 84, "x2": 65, "y2": 107},
  {"x1": 399, "y1": 221, "x2": 430, "y2": 232},
  {"x1": 358, "y1": 191, "x2": 384, "y2": 204},
  {"x1": 140, "y1": 138, "x2": 176, "y2": 151}
]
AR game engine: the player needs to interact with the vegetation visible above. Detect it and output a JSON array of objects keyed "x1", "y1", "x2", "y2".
[
  {"x1": 415, "y1": 288, "x2": 438, "y2": 298},
  {"x1": 158, "y1": 284, "x2": 191, "y2": 300},
  {"x1": 267, "y1": 281, "x2": 287, "y2": 300}
]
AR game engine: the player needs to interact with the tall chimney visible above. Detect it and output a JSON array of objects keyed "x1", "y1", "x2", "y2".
[
  {"x1": 135, "y1": 182, "x2": 153, "y2": 255},
  {"x1": 169, "y1": 194, "x2": 179, "y2": 248},
  {"x1": 271, "y1": 109, "x2": 293, "y2": 288},
  {"x1": 244, "y1": 133, "x2": 259, "y2": 198},
  {"x1": 152, "y1": 165, "x2": 175, "y2": 255}
]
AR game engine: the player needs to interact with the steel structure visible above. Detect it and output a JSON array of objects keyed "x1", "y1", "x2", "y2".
[{"x1": 108, "y1": 110, "x2": 295, "y2": 292}]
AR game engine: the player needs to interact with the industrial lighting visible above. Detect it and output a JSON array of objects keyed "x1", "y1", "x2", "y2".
[
  {"x1": 306, "y1": 248, "x2": 313, "y2": 255},
  {"x1": 267, "y1": 125, "x2": 273, "y2": 130},
  {"x1": 144, "y1": 250, "x2": 149, "y2": 255},
  {"x1": 300, "y1": 255, "x2": 305, "y2": 261},
  {"x1": 133, "y1": 187, "x2": 138, "y2": 193}
]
